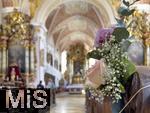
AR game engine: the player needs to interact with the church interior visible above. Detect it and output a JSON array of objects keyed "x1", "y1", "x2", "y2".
[{"x1": 0, "y1": 0, "x2": 150, "y2": 113}]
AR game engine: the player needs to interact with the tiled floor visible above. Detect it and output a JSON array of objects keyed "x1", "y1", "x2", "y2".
[{"x1": 50, "y1": 93, "x2": 85, "y2": 113}]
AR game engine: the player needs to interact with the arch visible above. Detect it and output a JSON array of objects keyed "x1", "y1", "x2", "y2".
[{"x1": 31, "y1": 0, "x2": 116, "y2": 27}]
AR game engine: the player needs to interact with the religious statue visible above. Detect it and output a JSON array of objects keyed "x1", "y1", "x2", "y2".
[
  {"x1": 7, "y1": 62, "x2": 20, "y2": 81},
  {"x1": 10, "y1": 68, "x2": 16, "y2": 81}
]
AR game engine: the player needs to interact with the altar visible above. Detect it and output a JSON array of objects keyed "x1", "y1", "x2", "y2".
[{"x1": 0, "y1": 9, "x2": 35, "y2": 87}]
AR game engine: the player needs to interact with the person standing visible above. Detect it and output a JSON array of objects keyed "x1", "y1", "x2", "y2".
[{"x1": 37, "y1": 80, "x2": 44, "y2": 89}]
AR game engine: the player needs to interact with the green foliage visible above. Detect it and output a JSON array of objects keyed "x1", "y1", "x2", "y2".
[{"x1": 112, "y1": 27, "x2": 129, "y2": 42}]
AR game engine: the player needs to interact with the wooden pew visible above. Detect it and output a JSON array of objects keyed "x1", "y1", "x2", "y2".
[
  {"x1": 124, "y1": 66, "x2": 150, "y2": 113},
  {"x1": 86, "y1": 66, "x2": 150, "y2": 113}
]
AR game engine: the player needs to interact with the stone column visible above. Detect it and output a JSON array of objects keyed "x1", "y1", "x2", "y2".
[
  {"x1": 69, "y1": 60, "x2": 74, "y2": 84},
  {"x1": 2, "y1": 47, "x2": 6, "y2": 76},
  {"x1": 25, "y1": 46, "x2": 30, "y2": 74},
  {"x1": 25, "y1": 43, "x2": 30, "y2": 85},
  {"x1": 6, "y1": 47, "x2": 8, "y2": 75},
  {"x1": 30, "y1": 45, "x2": 35, "y2": 75},
  {"x1": 2, "y1": 42, "x2": 7, "y2": 78},
  {"x1": 30, "y1": 23, "x2": 47, "y2": 86},
  {"x1": 144, "y1": 39, "x2": 150, "y2": 66}
]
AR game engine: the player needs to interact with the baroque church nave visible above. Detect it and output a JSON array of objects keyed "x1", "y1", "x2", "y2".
[{"x1": 0, "y1": 0, "x2": 150, "y2": 113}]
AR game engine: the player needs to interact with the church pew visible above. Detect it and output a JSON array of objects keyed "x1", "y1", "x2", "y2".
[
  {"x1": 124, "y1": 66, "x2": 150, "y2": 113},
  {"x1": 86, "y1": 66, "x2": 150, "y2": 113}
]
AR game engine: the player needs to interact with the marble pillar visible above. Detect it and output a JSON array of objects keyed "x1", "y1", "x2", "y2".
[
  {"x1": 30, "y1": 24, "x2": 47, "y2": 86},
  {"x1": 25, "y1": 45, "x2": 30, "y2": 85},
  {"x1": 2, "y1": 46, "x2": 7, "y2": 77},
  {"x1": 25, "y1": 46, "x2": 30, "y2": 74},
  {"x1": 69, "y1": 60, "x2": 74, "y2": 84},
  {"x1": 30, "y1": 46, "x2": 35, "y2": 74},
  {"x1": 145, "y1": 40, "x2": 150, "y2": 66}
]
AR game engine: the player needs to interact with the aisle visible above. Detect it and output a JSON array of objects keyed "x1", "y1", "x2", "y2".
[{"x1": 50, "y1": 93, "x2": 85, "y2": 113}]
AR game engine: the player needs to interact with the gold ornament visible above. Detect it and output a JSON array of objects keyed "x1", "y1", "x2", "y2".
[
  {"x1": 125, "y1": 10, "x2": 150, "y2": 40},
  {"x1": 0, "y1": 9, "x2": 33, "y2": 41}
]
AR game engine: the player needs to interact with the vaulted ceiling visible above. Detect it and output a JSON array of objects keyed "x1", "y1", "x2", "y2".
[
  {"x1": 45, "y1": 1, "x2": 104, "y2": 52},
  {"x1": 1, "y1": 0, "x2": 148, "y2": 52}
]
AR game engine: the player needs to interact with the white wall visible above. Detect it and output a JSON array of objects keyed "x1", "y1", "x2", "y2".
[{"x1": 44, "y1": 35, "x2": 62, "y2": 87}]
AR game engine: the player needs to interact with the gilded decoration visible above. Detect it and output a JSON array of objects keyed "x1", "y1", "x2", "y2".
[
  {"x1": 125, "y1": 10, "x2": 150, "y2": 65},
  {"x1": 0, "y1": 9, "x2": 33, "y2": 42},
  {"x1": 125, "y1": 10, "x2": 150, "y2": 41},
  {"x1": 67, "y1": 43, "x2": 86, "y2": 75},
  {"x1": 0, "y1": 9, "x2": 35, "y2": 86},
  {"x1": 29, "y1": 0, "x2": 42, "y2": 17},
  {"x1": 67, "y1": 43, "x2": 86, "y2": 62}
]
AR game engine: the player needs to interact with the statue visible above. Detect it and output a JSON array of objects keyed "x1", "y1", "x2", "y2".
[
  {"x1": 10, "y1": 68, "x2": 16, "y2": 81},
  {"x1": 7, "y1": 61, "x2": 20, "y2": 81}
]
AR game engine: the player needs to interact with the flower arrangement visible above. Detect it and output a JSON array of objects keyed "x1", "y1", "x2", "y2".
[
  {"x1": 85, "y1": 0, "x2": 144, "y2": 103},
  {"x1": 87, "y1": 21, "x2": 137, "y2": 104}
]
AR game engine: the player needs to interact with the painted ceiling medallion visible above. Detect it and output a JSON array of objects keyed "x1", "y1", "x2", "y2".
[
  {"x1": 64, "y1": 1, "x2": 89, "y2": 14},
  {"x1": 68, "y1": 19, "x2": 87, "y2": 31}
]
